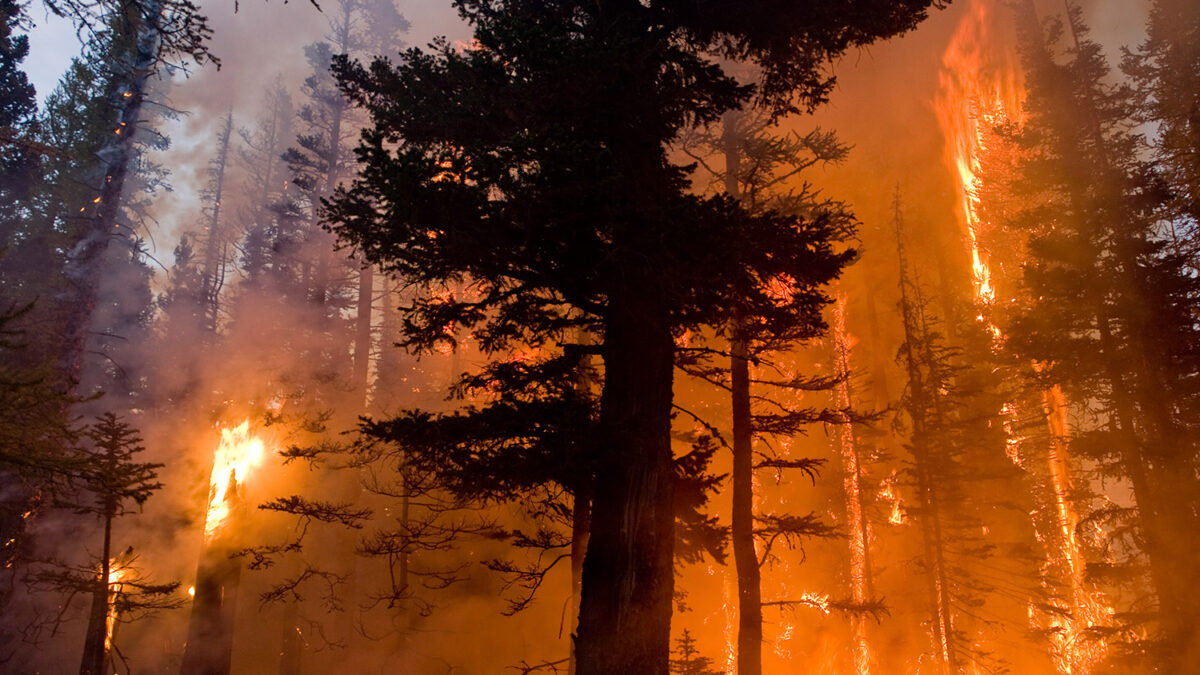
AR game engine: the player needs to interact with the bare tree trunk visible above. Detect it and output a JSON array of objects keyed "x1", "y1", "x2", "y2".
[
  {"x1": 730, "y1": 336, "x2": 762, "y2": 675},
  {"x1": 720, "y1": 110, "x2": 764, "y2": 675},
  {"x1": 353, "y1": 262, "x2": 373, "y2": 403},
  {"x1": 200, "y1": 111, "x2": 233, "y2": 333}
]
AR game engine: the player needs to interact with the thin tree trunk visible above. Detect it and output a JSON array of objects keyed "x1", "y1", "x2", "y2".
[
  {"x1": 833, "y1": 297, "x2": 874, "y2": 675},
  {"x1": 720, "y1": 111, "x2": 764, "y2": 675},
  {"x1": 895, "y1": 213, "x2": 958, "y2": 675},
  {"x1": 79, "y1": 511, "x2": 113, "y2": 675},
  {"x1": 353, "y1": 262, "x2": 373, "y2": 403},
  {"x1": 731, "y1": 336, "x2": 762, "y2": 675},
  {"x1": 201, "y1": 111, "x2": 233, "y2": 333}
]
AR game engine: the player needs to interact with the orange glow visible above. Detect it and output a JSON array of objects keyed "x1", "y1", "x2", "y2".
[
  {"x1": 1035, "y1": 385, "x2": 1112, "y2": 674},
  {"x1": 721, "y1": 567, "x2": 737, "y2": 673},
  {"x1": 203, "y1": 419, "x2": 266, "y2": 541}
]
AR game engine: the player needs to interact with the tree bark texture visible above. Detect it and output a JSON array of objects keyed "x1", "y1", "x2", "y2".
[{"x1": 575, "y1": 296, "x2": 675, "y2": 675}]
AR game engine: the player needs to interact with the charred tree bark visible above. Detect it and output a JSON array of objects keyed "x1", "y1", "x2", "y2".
[
  {"x1": 575, "y1": 295, "x2": 675, "y2": 675},
  {"x1": 568, "y1": 483, "x2": 591, "y2": 675},
  {"x1": 568, "y1": 333, "x2": 594, "y2": 675}
]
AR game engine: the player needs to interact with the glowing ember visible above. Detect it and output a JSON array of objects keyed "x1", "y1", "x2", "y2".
[
  {"x1": 800, "y1": 591, "x2": 831, "y2": 615},
  {"x1": 722, "y1": 568, "x2": 737, "y2": 674},
  {"x1": 203, "y1": 419, "x2": 265, "y2": 541}
]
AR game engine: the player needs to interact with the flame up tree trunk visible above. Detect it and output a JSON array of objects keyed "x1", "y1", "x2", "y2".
[
  {"x1": 78, "y1": 499, "x2": 114, "y2": 675},
  {"x1": 1001, "y1": 2, "x2": 1200, "y2": 662},
  {"x1": 181, "y1": 475, "x2": 244, "y2": 675},
  {"x1": 70, "y1": 413, "x2": 164, "y2": 675},
  {"x1": 832, "y1": 299, "x2": 875, "y2": 675}
]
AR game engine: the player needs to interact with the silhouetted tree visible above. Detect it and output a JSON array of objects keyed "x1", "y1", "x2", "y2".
[{"x1": 327, "y1": 2, "x2": 948, "y2": 671}]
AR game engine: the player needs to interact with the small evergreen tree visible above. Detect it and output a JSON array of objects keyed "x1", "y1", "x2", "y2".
[
  {"x1": 71, "y1": 412, "x2": 168, "y2": 675},
  {"x1": 669, "y1": 629, "x2": 723, "y2": 675}
]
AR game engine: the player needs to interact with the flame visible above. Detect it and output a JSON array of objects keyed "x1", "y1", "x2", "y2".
[
  {"x1": 936, "y1": 0, "x2": 1024, "y2": 308},
  {"x1": 104, "y1": 563, "x2": 128, "y2": 651},
  {"x1": 722, "y1": 567, "x2": 737, "y2": 674},
  {"x1": 799, "y1": 591, "x2": 831, "y2": 615},
  {"x1": 203, "y1": 419, "x2": 265, "y2": 541},
  {"x1": 1034, "y1": 385, "x2": 1112, "y2": 674},
  {"x1": 878, "y1": 471, "x2": 906, "y2": 526}
]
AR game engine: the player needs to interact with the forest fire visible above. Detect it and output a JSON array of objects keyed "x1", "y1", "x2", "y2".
[
  {"x1": 833, "y1": 298, "x2": 873, "y2": 675},
  {"x1": 183, "y1": 419, "x2": 268, "y2": 675},
  {"x1": 3, "y1": 0, "x2": 1195, "y2": 672}
]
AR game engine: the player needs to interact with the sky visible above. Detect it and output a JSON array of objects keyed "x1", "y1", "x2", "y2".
[{"x1": 23, "y1": 3, "x2": 78, "y2": 103}]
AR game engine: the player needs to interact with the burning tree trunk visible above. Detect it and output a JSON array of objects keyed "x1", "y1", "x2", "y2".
[
  {"x1": 729, "y1": 335, "x2": 762, "y2": 675},
  {"x1": 182, "y1": 421, "x2": 263, "y2": 675},
  {"x1": 181, "y1": 471, "x2": 245, "y2": 675},
  {"x1": 78, "y1": 512, "x2": 115, "y2": 675},
  {"x1": 832, "y1": 297, "x2": 875, "y2": 675},
  {"x1": 71, "y1": 413, "x2": 164, "y2": 675}
]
